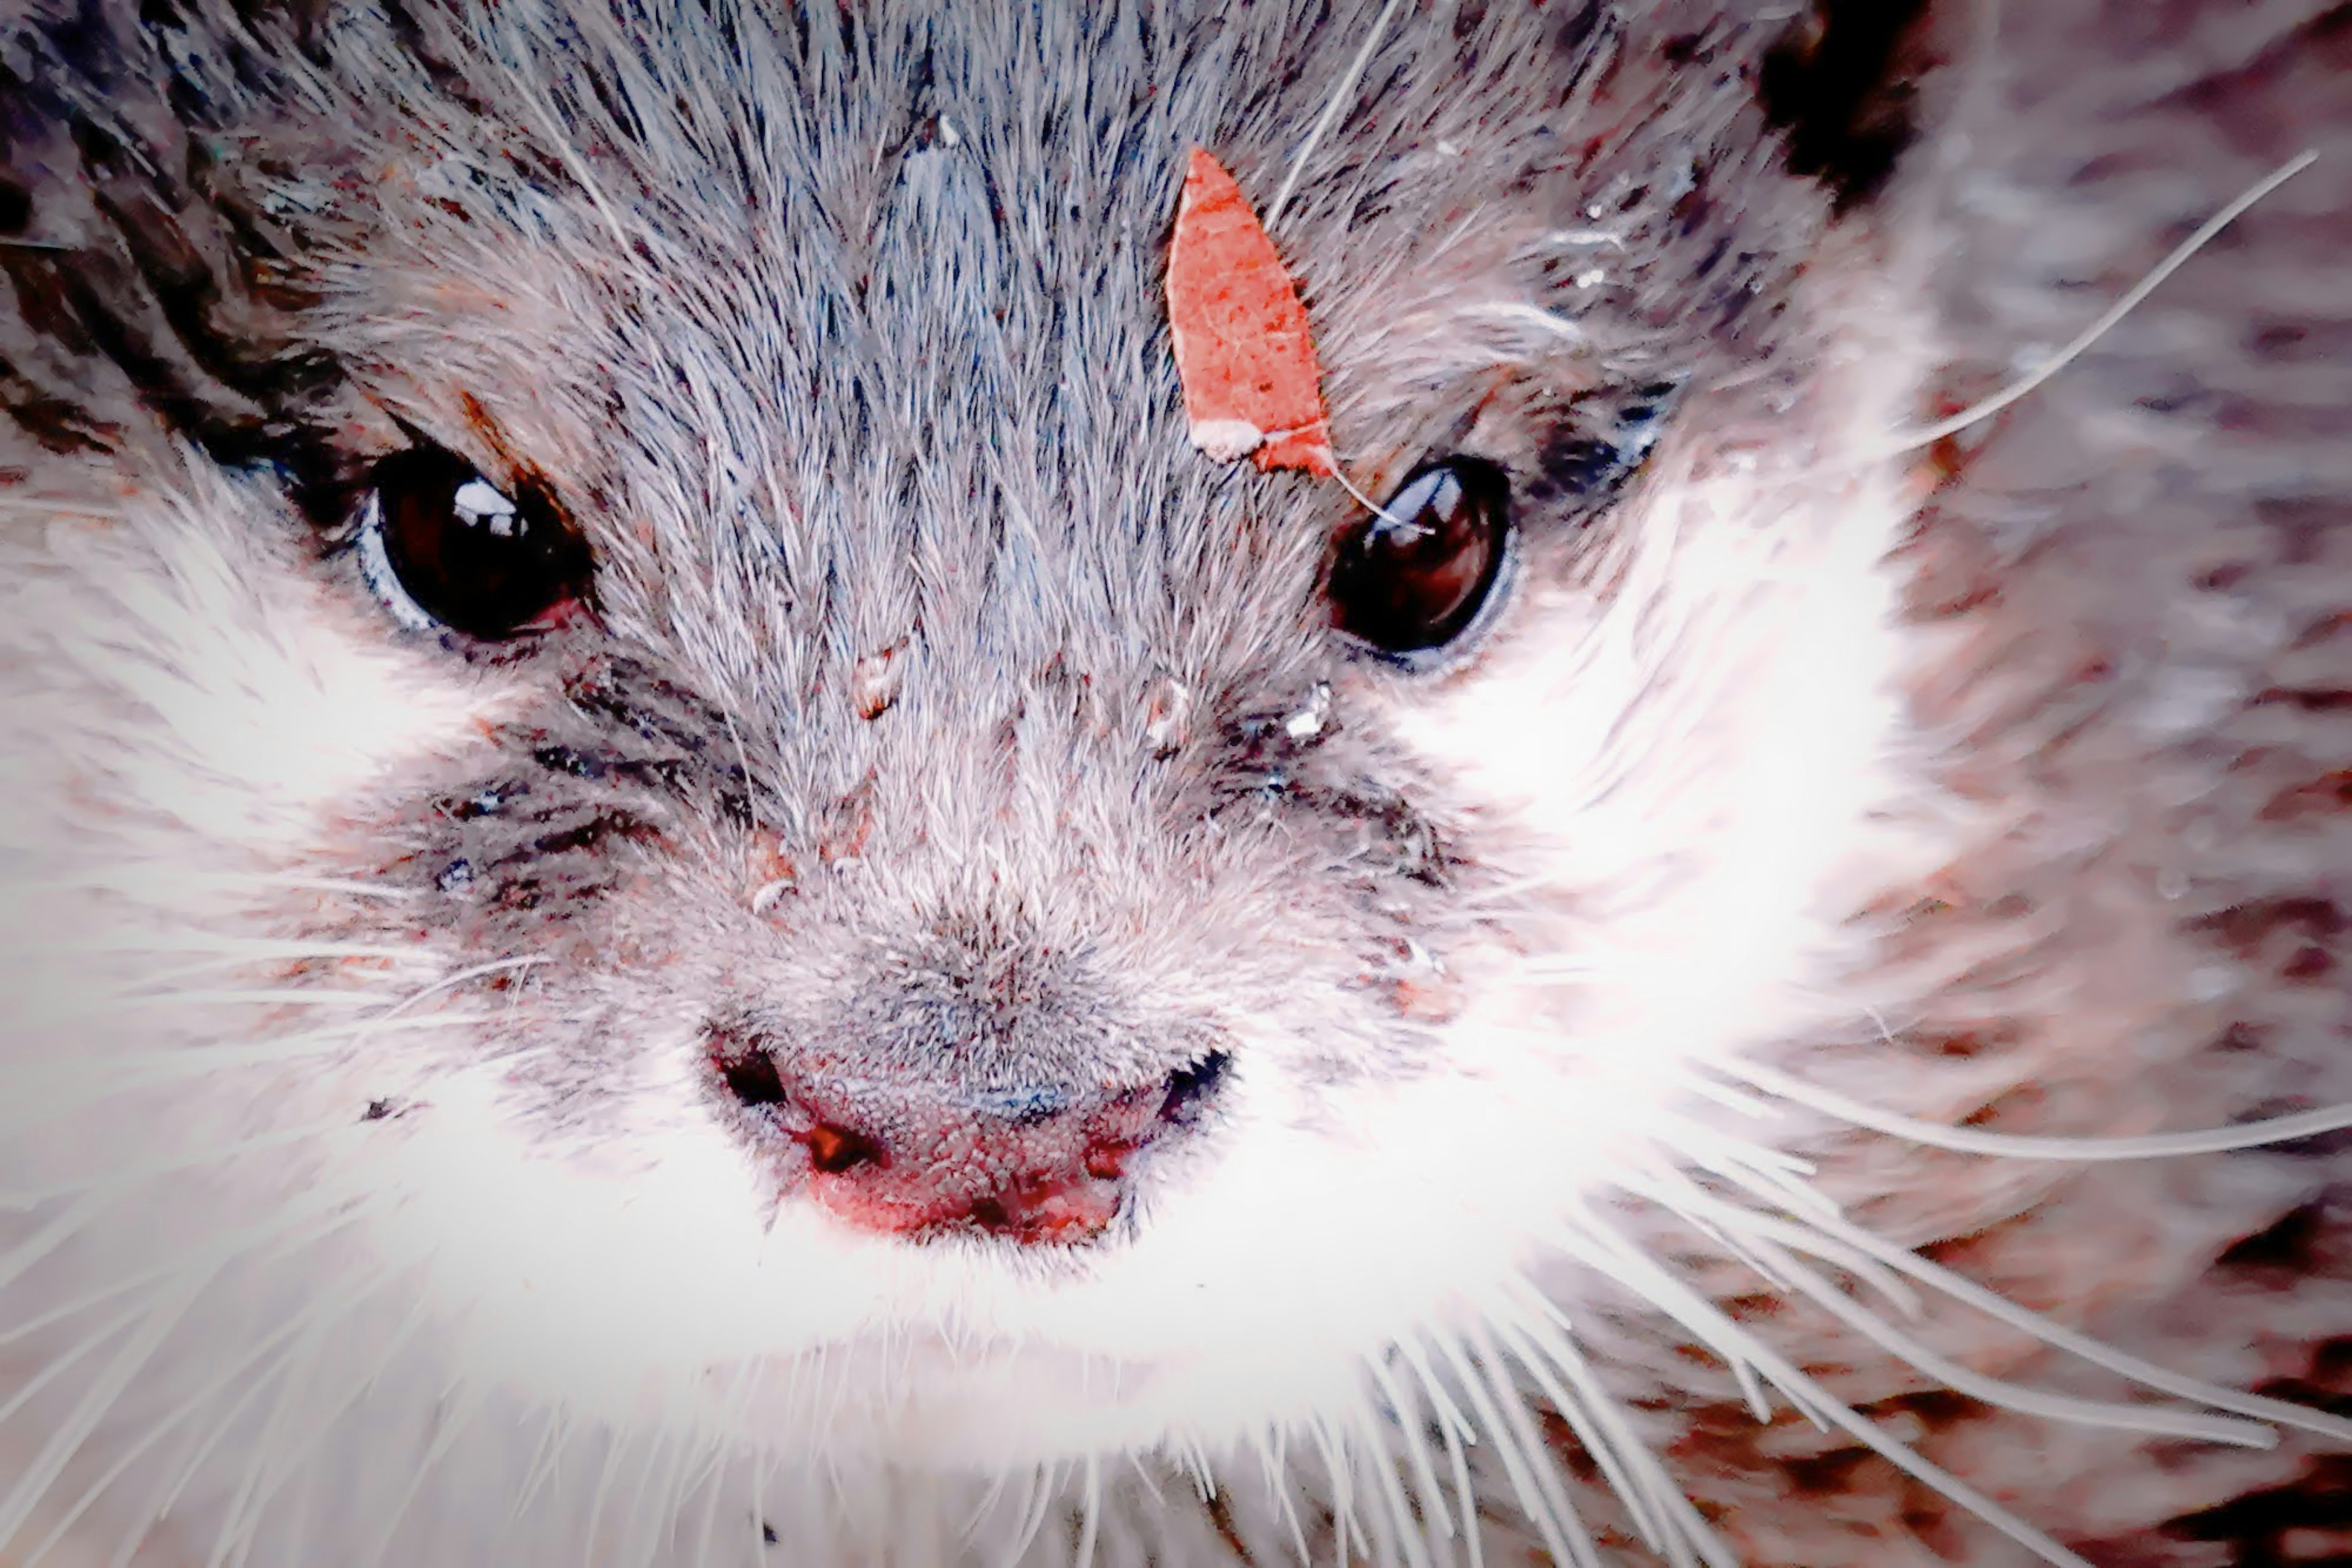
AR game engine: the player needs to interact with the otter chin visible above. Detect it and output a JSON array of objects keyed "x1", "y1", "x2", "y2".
[{"x1": 2, "y1": 2, "x2": 2349, "y2": 1566}]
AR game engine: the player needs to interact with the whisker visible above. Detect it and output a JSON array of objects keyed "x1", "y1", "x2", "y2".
[
  {"x1": 0, "y1": 1119, "x2": 360, "y2": 1210},
  {"x1": 506, "y1": 1402, "x2": 577, "y2": 1537},
  {"x1": 0, "y1": 1269, "x2": 216, "y2": 1553},
  {"x1": 1392, "y1": 1340, "x2": 1482, "y2": 1568},
  {"x1": 1345, "y1": 1379, "x2": 1438, "y2": 1568},
  {"x1": 0, "y1": 1194, "x2": 107, "y2": 1298},
  {"x1": 1429, "y1": 1327, "x2": 1597, "y2": 1568},
  {"x1": 1722, "y1": 1058, "x2": 2352, "y2": 1161},
  {"x1": 0, "y1": 1015, "x2": 492, "y2": 1131},
  {"x1": 190, "y1": 1282, "x2": 440, "y2": 1568},
  {"x1": 0, "y1": 1193, "x2": 367, "y2": 1353},
  {"x1": 1544, "y1": 1217, "x2": 2097, "y2": 1568},
  {"x1": 1482, "y1": 1302, "x2": 1676, "y2": 1563},
  {"x1": 25, "y1": 934, "x2": 430, "y2": 965},
  {"x1": 1266, "y1": 0, "x2": 1409, "y2": 228},
  {"x1": 612, "y1": 1420, "x2": 677, "y2": 1568},
  {"x1": 1521, "y1": 1302, "x2": 1730, "y2": 1568},
  {"x1": 1072, "y1": 1452, "x2": 1102, "y2": 1568},
  {"x1": 356, "y1": 1376, "x2": 490, "y2": 1568},
  {"x1": 0, "y1": 1296, "x2": 151, "y2": 1430},
  {"x1": 1249, "y1": 1427, "x2": 1316, "y2": 1568},
  {"x1": 688, "y1": 1428, "x2": 734, "y2": 1568},
  {"x1": 1362, "y1": 1351, "x2": 1457, "y2": 1554},
  {"x1": 28, "y1": 1265, "x2": 392, "y2": 1568},
  {"x1": 1001, "y1": 1457, "x2": 1060, "y2": 1567},
  {"x1": 1664, "y1": 1175, "x2": 2352, "y2": 1446},
  {"x1": 1310, "y1": 1409, "x2": 1365, "y2": 1567},
  {"x1": 1872, "y1": 149, "x2": 2320, "y2": 455}
]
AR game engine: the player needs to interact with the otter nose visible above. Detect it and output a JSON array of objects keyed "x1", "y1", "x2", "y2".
[{"x1": 711, "y1": 1049, "x2": 1229, "y2": 1245}]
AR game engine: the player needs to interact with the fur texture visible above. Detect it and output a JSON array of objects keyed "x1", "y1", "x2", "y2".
[{"x1": 0, "y1": 1, "x2": 2346, "y2": 1564}]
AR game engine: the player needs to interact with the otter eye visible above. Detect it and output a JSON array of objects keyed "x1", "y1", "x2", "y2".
[
  {"x1": 1328, "y1": 457, "x2": 1512, "y2": 658},
  {"x1": 354, "y1": 445, "x2": 593, "y2": 640}
]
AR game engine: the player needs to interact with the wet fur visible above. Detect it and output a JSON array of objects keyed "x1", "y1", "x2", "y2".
[{"x1": 1, "y1": 1, "x2": 2348, "y2": 1564}]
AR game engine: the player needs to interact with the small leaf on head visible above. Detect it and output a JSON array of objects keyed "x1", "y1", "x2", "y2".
[{"x1": 1166, "y1": 149, "x2": 1335, "y2": 477}]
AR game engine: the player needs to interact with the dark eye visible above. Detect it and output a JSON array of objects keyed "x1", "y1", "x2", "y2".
[
  {"x1": 1328, "y1": 457, "x2": 1512, "y2": 658},
  {"x1": 355, "y1": 445, "x2": 593, "y2": 640}
]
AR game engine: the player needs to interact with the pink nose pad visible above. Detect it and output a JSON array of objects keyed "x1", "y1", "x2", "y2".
[{"x1": 720, "y1": 1054, "x2": 1228, "y2": 1246}]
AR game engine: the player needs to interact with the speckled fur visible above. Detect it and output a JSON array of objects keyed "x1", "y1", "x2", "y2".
[{"x1": 0, "y1": 2, "x2": 2346, "y2": 1565}]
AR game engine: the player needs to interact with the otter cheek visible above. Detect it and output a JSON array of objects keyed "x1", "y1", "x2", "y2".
[{"x1": 23, "y1": 477, "x2": 529, "y2": 865}]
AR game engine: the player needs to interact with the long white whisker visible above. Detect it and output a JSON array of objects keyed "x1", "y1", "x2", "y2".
[
  {"x1": 1346, "y1": 1379, "x2": 1438, "y2": 1568},
  {"x1": 18, "y1": 1264, "x2": 394, "y2": 1568},
  {"x1": 1480, "y1": 1306, "x2": 1667, "y2": 1559},
  {"x1": 1265, "y1": 0, "x2": 1408, "y2": 228},
  {"x1": 81, "y1": 989, "x2": 416, "y2": 1011},
  {"x1": 613, "y1": 1422, "x2": 678, "y2": 1568},
  {"x1": 579, "y1": 1417, "x2": 633, "y2": 1567},
  {"x1": 39, "y1": 932, "x2": 427, "y2": 962},
  {"x1": 1429, "y1": 1327, "x2": 1597, "y2": 1568},
  {"x1": 104, "y1": 1212, "x2": 398, "y2": 1561},
  {"x1": 1120, "y1": 1450, "x2": 1167, "y2": 1509},
  {"x1": 1009, "y1": 1458, "x2": 1064, "y2": 1568},
  {"x1": 0, "y1": 1119, "x2": 359, "y2": 1210},
  {"x1": 507, "y1": 1403, "x2": 576, "y2": 1536},
  {"x1": 0, "y1": 1193, "x2": 107, "y2": 1297},
  {"x1": 1072, "y1": 1452, "x2": 1102, "y2": 1568},
  {"x1": 1616, "y1": 1155, "x2": 1918, "y2": 1317},
  {"x1": 747, "y1": 1444, "x2": 774, "y2": 1566},
  {"x1": 0, "y1": 1296, "x2": 152, "y2": 1430},
  {"x1": 666, "y1": 1431, "x2": 731, "y2": 1568},
  {"x1": 1775, "y1": 1231, "x2": 2274, "y2": 1442},
  {"x1": 1301, "y1": 1409, "x2": 1358, "y2": 1567},
  {"x1": 1545, "y1": 1219, "x2": 2097, "y2": 1568},
  {"x1": 211, "y1": 1317, "x2": 349, "y2": 1568},
  {"x1": 1673, "y1": 1177, "x2": 2352, "y2": 1444},
  {"x1": 194, "y1": 1281, "x2": 438, "y2": 1568},
  {"x1": 1362, "y1": 1351, "x2": 1457, "y2": 1550},
  {"x1": 1396, "y1": 1342, "x2": 1482, "y2": 1568},
  {"x1": 1490, "y1": 1283, "x2": 1733, "y2": 1568},
  {"x1": 0, "y1": 1021, "x2": 470, "y2": 1131},
  {"x1": 1871, "y1": 149, "x2": 2318, "y2": 454},
  {"x1": 356, "y1": 1377, "x2": 491, "y2": 1568},
  {"x1": 1722, "y1": 1058, "x2": 2352, "y2": 1160},
  {"x1": 1250, "y1": 1427, "x2": 1314, "y2": 1568},
  {"x1": 0, "y1": 1268, "x2": 215, "y2": 1551}
]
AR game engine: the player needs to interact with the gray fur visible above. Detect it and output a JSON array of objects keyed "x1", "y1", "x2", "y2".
[{"x1": 1, "y1": 1, "x2": 2348, "y2": 1564}]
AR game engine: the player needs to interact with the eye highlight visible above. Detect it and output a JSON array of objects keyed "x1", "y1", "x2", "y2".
[
  {"x1": 353, "y1": 444, "x2": 594, "y2": 641},
  {"x1": 1327, "y1": 457, "x2": 1513, "y2": 661}
]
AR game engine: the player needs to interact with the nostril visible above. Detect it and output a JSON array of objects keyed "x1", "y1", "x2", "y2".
[
  {"x1": 704, "y1": 1020, "x2": 1231, "y2": 1244},
  {"x1": 803, "y1": 1121, "x2": 882, "y2": 1174},
  {"x1": 1158, "y1": 1050, "x2": 1231, "y2": 1126},
  {"x1": 715, "y1": 1046, "x2": 787, "y2": 1108}
]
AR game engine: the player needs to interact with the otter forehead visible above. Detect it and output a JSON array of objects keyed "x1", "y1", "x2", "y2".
[{"x1": 249, "y1": 1, "x2": 1830, "y2": 704}]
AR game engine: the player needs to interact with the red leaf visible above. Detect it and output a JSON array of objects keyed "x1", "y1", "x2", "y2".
[{"x1": 1165, "y1": 149, "x2": 1335, "y2": 477}]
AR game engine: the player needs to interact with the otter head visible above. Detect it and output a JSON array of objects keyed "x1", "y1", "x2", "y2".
[{"x1": 26, "y1": 4, "x2": 2336, "y2": 1565}]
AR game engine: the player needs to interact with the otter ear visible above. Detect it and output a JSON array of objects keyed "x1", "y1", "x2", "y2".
[
  {"x1": 1758, "y1": 0, "x2": 1938, "y2": 213},
  {"x1": 0, "y1": 2, "x2": 357, "y2": 458}
]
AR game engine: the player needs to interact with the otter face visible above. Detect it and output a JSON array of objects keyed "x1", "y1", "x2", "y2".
[{"x1": 3, "y1": 2, "x2": 2344, "y2": 1564}]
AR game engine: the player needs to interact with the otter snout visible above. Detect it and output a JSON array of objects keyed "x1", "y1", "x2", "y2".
[{"x1": 708, "y1": 1022, "x2": 1229, "y2": 1245}]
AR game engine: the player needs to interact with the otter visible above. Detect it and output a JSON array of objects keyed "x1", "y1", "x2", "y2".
[{"x1": 1, "y1": 2, "x2": 2347, "y2": 1564}]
